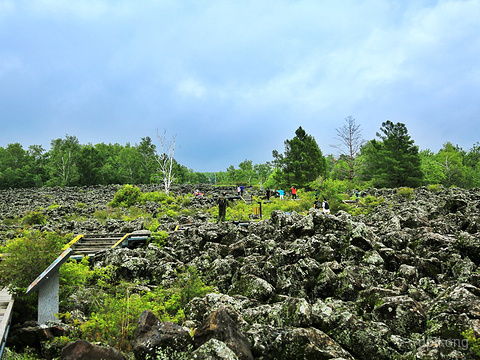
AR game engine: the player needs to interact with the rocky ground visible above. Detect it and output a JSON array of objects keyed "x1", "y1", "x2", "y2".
[{"x1": 2, "y1": 185, "x2": 480, "y2": 359}]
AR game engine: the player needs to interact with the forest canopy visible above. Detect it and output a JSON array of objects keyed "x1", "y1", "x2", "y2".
[{"x1": 1, "y1": 121, "x2": 479, "y2": 190}]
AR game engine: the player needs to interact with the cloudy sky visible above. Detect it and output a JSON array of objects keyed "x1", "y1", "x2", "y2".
[{"x1": 1, "y1": 0, "x2": 479, "y2": 172}]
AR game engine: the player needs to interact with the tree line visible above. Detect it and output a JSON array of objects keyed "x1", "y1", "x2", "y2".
[{"x1": 0, "y1": 119, "x2": 479, "y2": 190}]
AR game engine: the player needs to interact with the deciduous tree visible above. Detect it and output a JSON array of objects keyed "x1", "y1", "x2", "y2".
[{"x1": 331, "y1": 116, "x2": 364, "y2": 180}]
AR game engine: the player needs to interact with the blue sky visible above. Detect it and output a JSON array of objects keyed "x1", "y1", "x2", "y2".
[{"x1": 1, "y1": 0, "x2": 479, "y2": 172}]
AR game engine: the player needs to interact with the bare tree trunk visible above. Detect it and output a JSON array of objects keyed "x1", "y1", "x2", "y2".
[
  {"x1": 331, "y1": 116, "x2": 364, "y2": 180},
  {"x1": 155, "y1": 129, "x2": 176, "y2": 194}
]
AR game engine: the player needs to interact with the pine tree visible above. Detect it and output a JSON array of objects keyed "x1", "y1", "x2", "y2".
[
  {"x1": 361, "y1": 121, "x2": 423, "y2": 188},
  {"x1": 272, "y1": 126, "x2": 326, "y2": 187}
]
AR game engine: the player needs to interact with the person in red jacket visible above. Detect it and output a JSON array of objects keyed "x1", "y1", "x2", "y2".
[{"x1": 291, "y1": 186, "x2": 297, "y2": 199}]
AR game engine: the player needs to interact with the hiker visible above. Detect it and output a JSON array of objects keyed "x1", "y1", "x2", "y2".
[
  {"x1": 354, "y1": 189, "x2": 360, "y2": 203},
  {"x1": 217, "y1": 192, "x2": 227, "y2": 223},
  {"x1": 240, "y1": 185, "x2": 244, "y2": 197},
  {"x1": 291, "y1": 186, "x2": 297, "y2": 199},
  {"x1": 322, "y1": 197, "x2": 330, "y2": 214},
  {"x1": 278, "y1": 189, "x2": 284, "y2": 199},
  {"x1": 314, "y1": 197, "x2": 320, "y2": 209},
  {"x1": 266, "y1": 188, "x2": 271, "y2": 200},
  {"x1": 237, "y1": 186, "x2": 241, "y2": 197}
]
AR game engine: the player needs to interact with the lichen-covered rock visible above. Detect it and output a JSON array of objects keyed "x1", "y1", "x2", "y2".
[
  {"x1": 193, "y1": 308, "x2": 253, "y2": 360},
  {"x1": 60, "y1": 340, "x2": 126, "y2": 360},
  {"x1": 190, "y1": 338, "x2": 240, "y2": 360},
  {"x1": 246, "y1": 325, "x2": 354, "y2": 360},
  {"x1": 132, "y1": 310, "x2": 194, "y2": 360},
  {"x1": 229, "y1": 274, "x2": 275, "y2": 302},
  {"x1": 242, "y1": 297, "x2": 312, "y2": 328},
  {"x1": 5, "y1": 185, "x2": 480, "y2": 359},
  {"x1": 372, "y1": 295, "x2": 426, "y2": 337}
]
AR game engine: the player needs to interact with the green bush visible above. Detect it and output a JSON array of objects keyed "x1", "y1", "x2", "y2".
[
  {"x1": 462, "y1": 329, "x2": 480, "y2": 356},
  {"x1": 75, "y1": 266, "x2": 213, "y2": 353},
  {"x1": 346, "y1": 195, "x2": 385, "y2": 216},
  {"x1": 59, "y1": 257, "x2": 91, "y2": 310},
  {"x1": 397, "y1": 187, "x2": 414, "y2": 199},
  {"x1": 109, "y1": 184, "x2": 142, "y2": 208},
  {"x1": 141, "y1": 191, "x2": 168, "y2": 203},
  {"x1": 0, "y1": 230, "x2": 73, "y2": 323},
  {"x1": 0, "y1": 230, "x2": 69, "y2": 294},
  {"x1": 3, "y1": 347, "x2": 39, "y2": 360},
  {"x1": 47, "y1": 202, "x2": 60, "y2": 210},
  {"x1": 427, "y1": 184, "x2": 442, "y2": 192},
  {"x1": 149, "y1": 231, "x2": 169, "y2": 247},
  {"x1": 94, "y1": 208, "x2": 123, "y2": 222},
  {"x1": 22, "y1": 210, "x2": 47, "y2": 226}
]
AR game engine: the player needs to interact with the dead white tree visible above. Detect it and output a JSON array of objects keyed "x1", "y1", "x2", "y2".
[
  {"x1": 155, "y1": 129, "x2": 177, "y2": 194},
  {"x1": 331, "y1": 116, "x2": 364, "y2": 180}
]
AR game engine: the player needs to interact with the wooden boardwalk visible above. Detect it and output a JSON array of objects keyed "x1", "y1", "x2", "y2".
[{"x1": 0, "y1": 287, "x2": 14, "y2": 358}]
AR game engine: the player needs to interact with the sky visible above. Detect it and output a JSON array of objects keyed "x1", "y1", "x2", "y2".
[{"x1": 1, "y1": 0, "x2": 479, "y2": 172}]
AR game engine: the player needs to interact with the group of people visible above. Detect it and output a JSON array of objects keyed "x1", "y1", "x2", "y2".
[
  {"x1": 216, "y1": 185, "x2": 359, "y2": 222},
  {"x1": 314, "y1": 196, "x2": 330, "y2": 213},
  {"x1": 264, "y1": 186, "x2": 297, "y2": 200},
  {"x1": 236, "y1": 185, "x2": 245, "y2": 197}
]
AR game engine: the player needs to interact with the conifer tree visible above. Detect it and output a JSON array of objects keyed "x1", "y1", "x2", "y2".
[
  {"x1": 272, "y1": 126, "x2": 326, "y2": 187},
  {"x1": 360, "y1": 121, "x2": 422, "y2": 188}
]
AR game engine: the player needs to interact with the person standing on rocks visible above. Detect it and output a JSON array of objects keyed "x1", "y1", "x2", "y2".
[
  {"x1": 291, "y1": 186, "x2": 297, "y2": 199},
  {"x1": 266, "y1": 188, "x2": 271, "y2": 200},
  {"x1": 278, "y1": 189, "x2": 284, "y2": 199},
  {"x1": 217, "y1": 192, "x2": 228, "y2": 223},
  {"x1": 322, "y1": 197, "x2": 330, "y2": 214},
  {"x1": 354, "y1": 189, "x2": 360, "y2": 203}
]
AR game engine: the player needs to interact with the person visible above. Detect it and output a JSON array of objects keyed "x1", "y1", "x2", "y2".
[
  {"x1": 237, "y1": 186, "x2": 241, "y2": 196},
  {"x1": 278, "y1": 189, "x2": 284, "y2": 199},
  {"x1": 314, "y1": 197, "x2": 320, "y2": 209},
  {"x1": 266, "y1": 188, "x2": 271, "y2": 200},
  {"x1": 354, "y1": 189, "x2": 360, "y2": 203},
  {"x1": 291, "y1": 186, "x2": 297, "y2": 199},
  {"x1": 240, "y1": 185, "x2": 244, "y2": 197},
  {"x1": 217, "y1": 192, "x2": 227, "y2": 223},
  {"x1": 322, "y1": 197, "x2": 330, "y2": 214}
]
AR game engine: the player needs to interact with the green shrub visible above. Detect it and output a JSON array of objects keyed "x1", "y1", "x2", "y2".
[
  {"x1": 174, "y1": 266, "x2": 214, "y2": 308},
  {"x1": 59, "y1": 257, "x2": 91, "y2": 310},
  {"x1": 427, "y1": 184, "x2": 442, "y2": 192},
  {"x1": 141, "y1": 191, "x2": 168, "y2": 203},
  {"x1": 397, "y1": 187, "x2": 414, "y2": 199},
  {"x1": 462, "y1": 329, "x2": 480, "y2": 355},
  {"x1": 0, "y1": 230, "x2": 70, "y2": 294},
  {"x1": 150, "y1": 231, "x2": 169, "y2": 247},
  {"x1": 47, "y1": 202, "x2": 60, "y2": 210},
  {"x1": 109, "y1": 184, "x2": 142, "y2": 207},
  {"x1": 2, "y1": 217, "x2": 19, "y2": 226},
  {"x1": 22, "y1": 210, "x2": 47, "y2": 225},
  {"x1": 125, "y1": 206, "x2": 150, "y2": 220},
  {"x1": 94, "y1": 208, "x2": 123, "y2": 223},
  {"x1": 76, "y1": 267, "x2": 213, "y2": 353},
  {"x1": 165, "y1": 209, "x2": 178, "y2": 218},
  {"x1": 3, "y1": 347, "x2": 39, "y2": 360}
]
